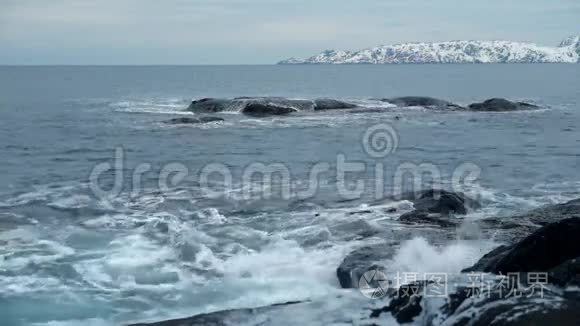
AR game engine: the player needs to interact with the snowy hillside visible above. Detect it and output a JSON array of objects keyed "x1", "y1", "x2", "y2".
[{"x1": 279, "y1": 35, "x2": 580, "y2": 64}]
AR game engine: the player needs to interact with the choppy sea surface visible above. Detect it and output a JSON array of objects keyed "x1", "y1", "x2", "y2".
[{"x1": 0, "y1": 65, "x2": 579, "y2": 325}]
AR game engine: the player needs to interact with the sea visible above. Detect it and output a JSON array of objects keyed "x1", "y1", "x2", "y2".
[{"x1": 0, "y1": 64, "x2": 579, "y2": 325}]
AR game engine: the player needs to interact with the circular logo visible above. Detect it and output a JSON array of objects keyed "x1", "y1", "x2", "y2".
[
  {"x1": 362, "y1": 124, "x2": 399, "y2": 158},
  {"x1": 359, "y1": 269, "x2": 390, "y2": 299}
]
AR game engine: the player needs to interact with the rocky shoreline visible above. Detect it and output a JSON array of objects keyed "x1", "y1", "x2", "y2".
[{"x1": 129, "y1": 191, "x2": 580, "y2": 325}]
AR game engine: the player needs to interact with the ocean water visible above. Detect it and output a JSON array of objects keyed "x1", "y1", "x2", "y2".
[{"x1": 0, "y1": 64, "x2": 579, "y2": 325}]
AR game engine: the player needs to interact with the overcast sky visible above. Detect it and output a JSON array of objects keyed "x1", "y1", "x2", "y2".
[{"x1": 1, "y1": 0, "x2": 578, "y2": 64}]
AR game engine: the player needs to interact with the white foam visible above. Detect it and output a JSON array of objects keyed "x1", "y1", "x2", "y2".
[
  {"x1": 48, "y1": 194, "x2": 92, "y2": 209},
  {"x1": 222, "y1": 238, "x2": 353, "y2": 293},
  {"x1": 31, "y1": 319, "x2": 112, "y2": 326},
  {"x1": 111, "y1": 99, "x2": 190, "y2": 115},
  {"x1": 389, "y1": 237, "x2": 496, "y2": 276}
]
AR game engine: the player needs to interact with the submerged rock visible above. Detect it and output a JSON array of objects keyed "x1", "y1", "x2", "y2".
[
  {"x1": 463, "y1": 217, "x2": 580, "y2": 275},
  {"x1": 468, "y1": 98, "x2": 539, "y2": 111},
  {"x1": 164, "y1": 116, "x2": 224, "y2": 124},
  {"x1": 241, "y1": 103, "x2": 298, "y2": 117},
  {"x1": 383, "y1": 96, "x2": 464, "y2": 110}
]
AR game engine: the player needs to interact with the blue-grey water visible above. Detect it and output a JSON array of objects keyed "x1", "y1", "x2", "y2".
[{"x1": 0, "y1": 65, "x2": 579, "y2": 325}]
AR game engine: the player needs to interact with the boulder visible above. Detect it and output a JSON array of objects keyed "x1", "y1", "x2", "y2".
[
  {"x1": 404, "y1": 189, "x2": 480, "y2": 215},
  {"x1": 313, "y1": 99, "x2": 357, "y2": 110},
  {"x1": 468, "y1": 98, "x2": 539, "y2": 112},
  {"x1": 393, "y1": 189, "x2": 480, "y2": 227},
  {"x1": 164, "y1": 116, "x2": 224, "y2": 124},
  {"x1": 462, "y1": 217, "x2": 580, "y2": 275},
  {"x1": 336, "y1": 242, "x2": 398, "y2": 288},
  {"x1": 383, "y1": 97, "x2": 464, "y2": 110},
  {"x1": 240, "y1": 103, "x2": 298, "y2": 117}
]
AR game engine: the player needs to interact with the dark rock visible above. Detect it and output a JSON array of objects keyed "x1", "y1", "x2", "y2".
[
  {"x1": 462, "y1": 217, "x2": 580, "y2": 274},
  {"x1": 164, "y1": 116, "x2": 224, "y2": 124},
  {"x1": 336, "y1": 243, "x2": 397, "y2": 289},
  {"x1": 409, "y1": 189, "x2": 480, "y2": 215},
  {"x1": 240, "y1": 103, "x2": 298, "y2": 117},
  {"x1": 386, "y1": 189, "x2": 480, "y2": 216},
  {"x1": 187, "y1": 98, "x2": 231, "y2": 113},
  {"x1": 391, "y1": 189, "x2": 480, "y2": 227},
  {"x1": 468, "y1": 98, "x2": 539, "y2": 112},
  {"x1": 188, "y1": 97, "x2": 314, "y2": 114},
  {"x1": 129, "y1": 301, "x2": 305, "y2": 326},
  {"x1": 235, "y1": 97, "x2": 313, "y2": 111},
  {"x1": 462, "y1": 245, "x2": 512, "y2": 273},
  {"x1": 440, "y1": 286, "x2": 580, "y2": 326},
  {"x1": 371, "y1": 282, "x2": 430, "y2": 324},
  {"x1": 313, "y1": 99, "x2": 357, "y2": 110},
  {"x1": 383, "y1": 97, "x2": 464, "y2": 110},
  {"x1": 549, "y1": 258, "x2": 580, "y2": 287}
]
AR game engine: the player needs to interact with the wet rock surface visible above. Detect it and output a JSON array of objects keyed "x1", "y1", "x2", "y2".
[
  {"x1": 387, "y1": 189, "x2": 480, "y2": 228},
  {"x1": 187, "y1": 98, "x2": 231, "y2": 113},
  {"x1": 313, "y1": 98, "x2": 357, "y2": 110},
  {"x1": 438, "y1": 286, "x2": 580, "y2": 326},
  {"x1": 468, "y1": 98, "x2": 539, "y2": 112},
  {"x1": 370, "y1": 282, "x2": 432, "y2": 324},
  {"x1": 186, "y1": 97, "x2": 543, "y2": 119},
  {"x1": 463, "y1": 217, "x2": 580, "y2": 274},
  {"x1": 240, "y1": 103, "x2": 298, "y2": 117},
  {"x1": 135, "y1": 196, "x2": 580, "y2": 326},
  {"x1": 187, "y1": 97, "x2": 359, "y2": 115}
]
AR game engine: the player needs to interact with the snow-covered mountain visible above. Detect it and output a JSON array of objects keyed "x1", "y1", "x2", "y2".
[{"x1": 279, "y1": 35, "x2": 580, "y2": 64}]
